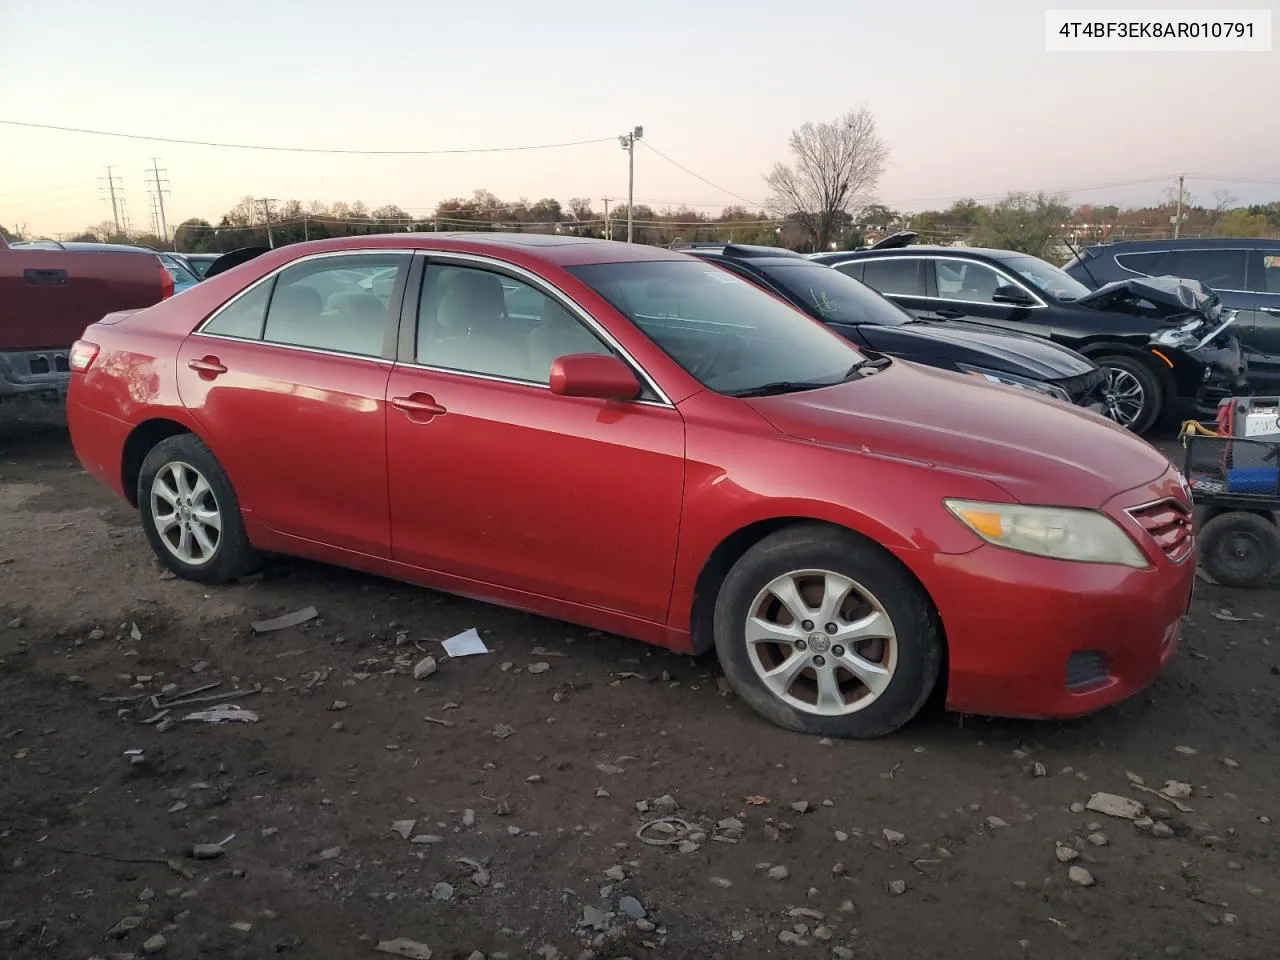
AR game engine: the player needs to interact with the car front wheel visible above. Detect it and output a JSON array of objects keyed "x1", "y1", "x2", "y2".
[
  {"x1": 1096, "y1": 355, "x2": 1162, "y2": 434},
  {"x1": 137, "y1": 433, "x2": 259, "y2": 584},
  {"x1": 713, "y1": 524, "x2": 943, "y2": 739}
]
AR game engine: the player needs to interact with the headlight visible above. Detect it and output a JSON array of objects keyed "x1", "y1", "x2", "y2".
[
  {"x1": 944, "y1": 499, "x2": 1149, "y2": 567},
  {"x1": 958, "y1": 365, "x2": 1071, "y2": 403}
]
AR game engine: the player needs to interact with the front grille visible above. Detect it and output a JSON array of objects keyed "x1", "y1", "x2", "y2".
[
  {"x1": 1127, "y1": 499, "x2": 1195, "y2": 563},
  {"x1": 1066, "y1": 651, "x2": 1109, "y2": 691},
  {"x1": 1056, "y1": 367, "x2": 1107, "y2": 405}
]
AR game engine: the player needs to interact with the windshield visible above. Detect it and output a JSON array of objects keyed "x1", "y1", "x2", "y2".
[
  {"x1": 1000, "y1": 255, "x2": 1091, "y2": 301},
  {"x1": 762, "y1": 262, "x2": 914, "y2": 327},
  {"x1": 566, "y1": 259, "x2": 866, "y2": 396}
]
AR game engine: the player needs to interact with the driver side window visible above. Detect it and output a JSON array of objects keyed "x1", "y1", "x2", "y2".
[{"x1": 931, "y1": 260, "x2": 1007, "y2": 304}]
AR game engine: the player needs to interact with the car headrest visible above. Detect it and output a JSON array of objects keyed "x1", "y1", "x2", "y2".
[{"x1": 436, "y1": 271, "x2": 506, "y2": 335}]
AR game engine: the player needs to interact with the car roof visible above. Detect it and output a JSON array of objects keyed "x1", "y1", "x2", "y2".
[
  {"x1": 1084, "y1": 237, "x2": 1280, "y2": 254},
  {"x1": 679, "y1": 243, "x2": 812, "y2": 267},
  {"x1": 822, "y1": 245, "x2": 1029, "y2": 263}
]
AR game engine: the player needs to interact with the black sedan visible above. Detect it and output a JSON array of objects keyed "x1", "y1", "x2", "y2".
[
  {"x1": 681, "y1": 244, "x2": 1106, "y2": 411},
  {"x1": 812, "y1": 240, "x2": 1248, "y2": 434}
]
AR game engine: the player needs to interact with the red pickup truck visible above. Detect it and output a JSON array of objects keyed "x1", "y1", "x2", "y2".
[{"x1": 0, "y1": 234, "x2": 173, "y2": 404}]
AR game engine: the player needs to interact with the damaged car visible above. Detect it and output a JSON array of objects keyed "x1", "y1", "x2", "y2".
[{"x1": 812, "y1": 242, "x2": 1248, "y2": 434}]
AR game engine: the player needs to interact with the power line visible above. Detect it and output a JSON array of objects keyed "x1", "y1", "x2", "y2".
[
  {"x1": 0, "y1": 119, "x2": 618, "y2": 156},
  {"x1": 640, "y1": 141, "x2": 765, "y2": 209}
]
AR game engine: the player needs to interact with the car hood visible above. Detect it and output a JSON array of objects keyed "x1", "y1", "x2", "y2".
[
  {"x1": 746, "y1": 360, "x2": 1170, "y2": 508},
  {"x1": 859, "y1": 321, "x2": 1095, "y2": 379},
  {"x1": 1072, "y1": 276, "x2": 1226, "y2": 323}
]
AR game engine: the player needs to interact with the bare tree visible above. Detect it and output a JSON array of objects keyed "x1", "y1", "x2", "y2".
[{"x1": 765, "y1": 108, "x2": 889, "y2": 250}]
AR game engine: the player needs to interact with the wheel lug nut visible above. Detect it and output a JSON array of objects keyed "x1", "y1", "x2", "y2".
[
  {"x1": 813, "y1": 655, "x2": 826, "y2": 667},
  {"x1": 824, "y1": 622, "x2": 837, "y2": 634},
  {"x1": 801, "y1": 620, "x2": 814, "y2": 631},
  {"x1": 796, "y1": 639, "x2": 807, "y2": 651},
  {"x1": 832, "y1": 645, "x2": 845, "y2": 657}
]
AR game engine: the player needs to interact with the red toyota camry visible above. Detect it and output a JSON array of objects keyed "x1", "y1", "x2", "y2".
[{"x1": 66, "y1": 233, "x2": 1194, "y2": 738}]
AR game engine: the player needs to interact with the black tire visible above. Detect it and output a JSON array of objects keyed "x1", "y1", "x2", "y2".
[
  {"x1": 1199, "y1": 511, "x2": 1280, "y2": 588},
  {"x1": 1096, "y1": 354, "x2": 1162, "y2": 435},
  {"x1": 712, "y1": 523, "x2": 943, "y2": 739},
  {"x1": 137, "y1": 433, "x2": 259, "y2": 584}
]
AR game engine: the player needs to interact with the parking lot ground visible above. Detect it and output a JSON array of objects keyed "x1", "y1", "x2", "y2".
[{"x1": 1, "y1": 415, "x2": 1279, "y2": 960}]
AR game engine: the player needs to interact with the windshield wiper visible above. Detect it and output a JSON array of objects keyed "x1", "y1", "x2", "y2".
[
  {"x1": 841, "y1": 356, "x2": 891, "y2": 379},
  {"x1": 727, "y1": 381, "x2": 830, "y2": 398}
]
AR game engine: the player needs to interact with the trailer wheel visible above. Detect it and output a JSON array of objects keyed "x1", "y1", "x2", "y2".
[{"x1": 1199, "y1": 511, "x2": 1280, "y2": 588}]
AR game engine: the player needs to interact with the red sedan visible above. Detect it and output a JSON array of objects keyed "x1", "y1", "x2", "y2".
[{"x1": 67, "y1": 233, "x2": 1195, "y2": 738}]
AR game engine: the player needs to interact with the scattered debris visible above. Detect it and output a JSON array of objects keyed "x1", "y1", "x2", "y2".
[
  {"x1": 432, "y1": 882, "x2": 454, "y2": 902},
  {"x1": 391, "y1": 820, "x2": 416, "y2": 841},
  {"x1": 422, "y1": 715, "x2": 454, "y2": 728},
  {"x1": 581, "y1": 904, "x2": 609, "y2": 931},
  {"x1": 883, "y1": 829, "x2": 907, "y2": 845},
  {"x1": 376, "y1": 938, "x2": 433, "y2": 959},
  {"x1": 618, "y1": 896, "x2": 646, "y2": 920},
  {"x1": 107, "y1": 916, "x2": 142, "y2": 939},
  {"x1": 1223, "y1": 757, "x2": 1240, "y2": 769},
  {"x1": 1151, "y1": 822, "x2": 1175, "y2": 838},
  {"x1": 183, "y1": 704, "x2": 259, "y2": 724},
  {"x1": 1055, "y1": 844, "x2": 1079, "y2": 862},
  {"x1": 986, "y1": 816, "x2": 1009, "y2": 829},
  {"x1": 1087, "y1": 833, "x2": 1109, "y2": 846},
  {"x1": 744, "y1": 795, "x2": 769, "y2": 806},
  {"x1": 887, "y1": 879, "x2": 907, "y2": 896},
  {"x1": 527, "y1": 662, "x2": 551, "y2": 675},
  {"x1": 530, "y1": 646, "x2": 567, "y2": 658},
  {"x1": 412, "y1": 656, "x2": 438, "y2": 680},
  {"x1": 637, "y1": 817, "x2": 693, "y2": 846},
  {"x1": 329, "y1": 700, "x2": 349, "y2": 712},
  {"x1": 1162, "y1": 780, "x2": 1193, "y2": 800},
  {"x1": 251, "y1": 606, "x2": 318, "y2": 633},
  {"x1": 441, "y1": 627, "x2": 488, "y2": 657},
  {"x1": 595, "y1": 763, "x2": 625, "y2": 775},
  {"x1": 767, "y1": 865, "x2": 790, "y2": 881},
  {"x1": 142, "y1": 933, "x2": 167, "y2": 954},
  {"x1": 1173, "y1": 745, "x2": 1198, "y2": 756},
  {"x1": 491, "y1": 724, "x2": 516, "y2": 740},
  {"x1": 1085, "y1": 793, "x2": 1145, "y2": 820},
  {"x1": 1211, "y1": 609, "x2": 1245, "y2": 622},
  {"x1": 710, "y1": 877, "x2": 733, "y2": 888},
  {"x1": 1131, "y1": 783, "x2": 1195, "y2": 813},
  {"x1": 791, "y1": 801, "x2": 810, "y2": 814}
]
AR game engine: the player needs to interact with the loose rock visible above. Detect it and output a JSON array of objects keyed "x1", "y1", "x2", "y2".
[
  {"x1": 604, "y1": 865, "x2": 626, "y2": 882},
  {"x1": 791, "y1": 801, "x2": 810, "y2": 814},
  {"x1": 1087, "y1": 832, "x2": 1109, "y2": 846},
  {"x1": 432, "y1": 882, "x2": 455, "y2": 902},
  {"x1": 1086, "y1": 793, "x2": 1144, "y2": 820},
  {"x1": 527, "y1": 662, "x2": 551, "y2": 674},
  {"x1": 986, "y1": 816, "x2": 1009, "y2": 829},
  {"x1": 581, "y1": 905, "x2": 609, "y2": 931},
  {"x1": 412, "y1": 656, "x2": 438, "y2": 680},
  {"x1": 391, "y1": 820, "x2": 416, "y2": 840},
  {"x1": 887, "y1": 879, "x2": 907, "y2": 896},
  {"x1": 1055, "y1": 844, "x2": 1079, "y2": 862},
  {"x1": 1068, "y1": 866, "x2": 1095, "y2": 887},
  {"x1": 768, "y1": 865, "x2": 790, "y2": 881},
  {"x1": 883, "y1": 828, "x2": 906, "y2": 845},
  {"x1": 618, "y1": 896, "x2": 647, "y2": 920},
  {"x1": 1173, "y1": 745, "x2": 1198, "y2": 756},
  {"x1": 710, "y1": 877, "x2": 733, "y2": 888},
  {"x1": 108, "y1": 916, "x2": 142, "y2": 939},
  {"x1": 142, "y1": 934, "x2": 167, "y2": 954},
  {"x1": 190, "y1": 843, "x2": 225, "y2": 860},
  {"x1": 1151, "y1": 822, "x2": 1175, "y2": 838}
]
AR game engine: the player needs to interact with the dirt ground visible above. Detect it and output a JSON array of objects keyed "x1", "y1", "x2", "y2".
[{"x1": 1, "y1": 413, "x2": 1278, "y2": 960}]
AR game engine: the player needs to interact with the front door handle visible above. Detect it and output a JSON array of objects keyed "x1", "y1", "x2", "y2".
[
  {"x1": 23, "y1": 268, "x2": 68, "y2": 286},
  {"x1": 934, "y1": 308, "x2": 966, "y2": 319},
  {"x1": 187, "y1": 356, "x2": 228, "y2": 377},
  {"x1": 391, "y1": 393, "x2": 447, "y2": 421},
  {"x1": 1261, "y1": 307, "x2": 1280, "y2": 316}
]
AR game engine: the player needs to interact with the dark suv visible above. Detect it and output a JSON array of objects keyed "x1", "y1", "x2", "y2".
[
  {"x1": 680, "y1": 243, "x2": 1106, "y2": 412},
  {"x1": 814, "y1": 242, "x2": 1247, "y2": 434},
  {"x1": 1064, "y1": 239, "x2": 1280, "y2": 391}
]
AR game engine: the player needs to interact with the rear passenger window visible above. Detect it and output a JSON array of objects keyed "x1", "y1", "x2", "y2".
[
  {"x1": 1115, "y1": 252, "x2": 1167, "y2": 277},
  {"x1": 262, "y1": 255, "x2": 407, "y2": 358},
  {"x1": 860, "y1": 258, "x2": 924, "y2": 297},
  {"x1": 833, "y1": 261, "x2": 864, "y2": 282},
  {"x1": 202, "y1": 279, "x2": 273, "y2": 340},
  {"x1": 1161, "y1": 249, "x2": 1247, "y2": 291}
]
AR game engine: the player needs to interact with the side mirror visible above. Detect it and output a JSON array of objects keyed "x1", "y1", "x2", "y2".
[
  {"x1": 992, "y1": 284, "x2": 1035, "y2": 306},
  {"x1": 549, "y1": 354, "x2": 642, "y2": 401}
]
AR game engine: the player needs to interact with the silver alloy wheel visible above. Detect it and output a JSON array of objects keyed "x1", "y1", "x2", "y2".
[
  {"x1": 744, "y1": 569, "x2": 898, "y2": 716},
  {"x1": 1100, "y1": 366, "x2": 1146, "y2": 428},
  {"x1": 150, "y1": 460, "x2": 222, "y2": 566}
]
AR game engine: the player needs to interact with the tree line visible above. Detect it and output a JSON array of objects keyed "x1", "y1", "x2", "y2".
[{"x1": 11, "y1": 107, "x2": 1279, "y2": 260}]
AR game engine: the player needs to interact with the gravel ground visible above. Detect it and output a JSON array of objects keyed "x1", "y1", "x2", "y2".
[{"x1": 1, "y1": 414, "x2": 1278, "y2": 960}]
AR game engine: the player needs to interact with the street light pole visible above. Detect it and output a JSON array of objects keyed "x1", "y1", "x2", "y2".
[{"x1": 618, "y1": 126, "x2": 643, "y2": 243}]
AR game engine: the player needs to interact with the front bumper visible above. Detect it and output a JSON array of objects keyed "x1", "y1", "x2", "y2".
[{"x1": 896, "y1": 470, "x2": 1195, "y2": 720}]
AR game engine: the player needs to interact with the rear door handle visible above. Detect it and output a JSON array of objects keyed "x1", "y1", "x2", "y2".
[
  {"x1": 188, "y1": 356, "x2": 228, "y2": 377},
  {"x1": 23, "y1": 268, "x2": 67, "y2": 286},
  {"x1": 391, "y1": 393, "x2": 447, "y2": 420}
]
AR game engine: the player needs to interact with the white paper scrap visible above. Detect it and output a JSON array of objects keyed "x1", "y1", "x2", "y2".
[{"x1": 442, "y1": 627, "x2": 489, "y2": 658}]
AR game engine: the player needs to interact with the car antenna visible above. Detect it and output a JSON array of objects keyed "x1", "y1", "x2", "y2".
[{"x1": 1062, "y1": 235, "x2": 1101, "y2": 289}]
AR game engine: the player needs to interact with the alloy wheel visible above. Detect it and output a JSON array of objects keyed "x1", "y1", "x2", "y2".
[
  {"x1": 744, "y1": 569, "x2": 898, "y2": 716},
  {"x1": 150, "y1": 461, "x2": 222, "y2": 566},
  {"x1": 1100, "y1": 366, "x2": 1146, "y2": 428}
]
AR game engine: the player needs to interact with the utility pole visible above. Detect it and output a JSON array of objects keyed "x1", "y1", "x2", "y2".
[
  {"x1": 303, "y1": 215, "x2": 309, "y2": 241},
  {"x1": 617, "y1": 125, "x2": 643, "y2": 242},
  {"x1": 99, "y1": 165, "x2": 124, "y2": 235},
  {"x1": 601, "y1": 197, "x2": 613, "y2": 241},
  {"x1": 146, "y1": 159, "x2": 171, "y2": 246},
  {"x1": 258, "y1": 198, "x2": 277, "y2": 248},
  {"x1": 1173, "y1": 174, "x2": 1185, "y2": 239}
]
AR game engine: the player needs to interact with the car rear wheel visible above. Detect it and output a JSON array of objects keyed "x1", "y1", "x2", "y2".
[
  {"x1": 137, "y1": 434, "x2": 258, "y2": 584},
  {"x1": 712, "y1": 524, "x2": 943, "y2": 739},
  {"x1": 1096, "y1": 355, "x2": 1161, "y2": 434}
]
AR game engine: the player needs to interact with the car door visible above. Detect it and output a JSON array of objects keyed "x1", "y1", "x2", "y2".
[
  {"x1": 384, "y1": 254, "x2": 686, "y2": 623},
  {"x1": 1243, "y1": 248, "x2": 1280, "y2": 389},
  {"x1": 836, "y1": 257, "x2": 934, "y2": 320},
  {"x1": 177, "y1": 251, "x2": 410, "y2": 557}
]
